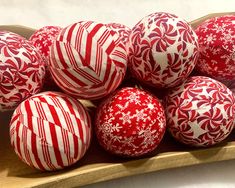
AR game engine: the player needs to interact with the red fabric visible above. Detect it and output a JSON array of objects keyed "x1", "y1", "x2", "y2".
[
  {"x1": 195, "y1": 15, "x2": 235, "y2": 82},
  {"x1": 30, "y1": 26, "x2": 62, "y2": 90},
  {"x1": 106, "y1": 23, "x2": 131, "y2": 45},
  {"x1": 0, "y1": 31, "x2": 45, "y2": 111},
  {"x1": 165, "y1": 76, "x2": 235, "y2": 147},
  {"x1": 49, "y1": 21, "x2": 127, "y2": 99},
  {"x1": 95, "y1": 87, "x2": 166, "y2": 157},
  {"x1": 10, "y1": 91, "x2": 92, "y2": 171},
  {"x1": 128, "y1": 12, "x2": 199, "y2": 88}
]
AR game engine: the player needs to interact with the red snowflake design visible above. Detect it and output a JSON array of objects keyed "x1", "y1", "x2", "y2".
[
  {"x1": 0, "y1": 31, "x2": 45, "y2": 111},
  {"x1": 165, "y1": 76, "x2": 235, "y2": 147},
  {"x1": 106, "y1": 23, "x2": 131, "y2": 45},
  {"x1": 195, "y1": 15, "x2": 235, "y2": 82},
  {"x1": 30, "y1": 26, "x2": 62, "y2": 90},
  {"x1": 128, "y1": 12, "x2": 199, "y2": 88},
  {"x1": 95, "y1": 87, "x2": 166, "y2": 157}
]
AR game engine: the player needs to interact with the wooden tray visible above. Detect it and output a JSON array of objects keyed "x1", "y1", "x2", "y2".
[{"x1": 1, "y1": 12, "x2": 235, "y2": 188}]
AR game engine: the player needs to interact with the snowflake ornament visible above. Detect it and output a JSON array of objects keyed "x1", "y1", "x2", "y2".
[
  {"x1": 195, "y1": 15, "x2": 235, "y2": 83},
  {"x1": 95, "y1": 87, "x2": 166, "y2": 157}
]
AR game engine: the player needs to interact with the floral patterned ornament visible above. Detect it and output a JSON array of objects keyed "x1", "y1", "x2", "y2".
[
  {"x1": 0, "y1": 31, "x2": 45, "y2": 111},
  {"x1": 128, "y1": 12, "x2": 199, "y2": 88},
  {"x1": 165, "y1": 76, "x2": 235, "y2": 147},
  {"x1": 29, "y1": 26, "x2": 62, "y2": 90},
  {"x1": 95, "y1": 87, "x2": 166, "y2": 157},
  {"x1": 195, "y1": 15, "x2": 235, "y2": 83}
]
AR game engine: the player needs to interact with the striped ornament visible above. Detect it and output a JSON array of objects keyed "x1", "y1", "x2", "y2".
[
  {"x1": 10, "y1": 91, "x2": 91, "y2": 171},
  {"x1": 49, "y1": 21, "x2": 127, "y2": 100}
]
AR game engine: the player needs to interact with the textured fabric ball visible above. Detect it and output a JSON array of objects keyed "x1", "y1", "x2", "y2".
[
  {"x1": 128, "y1": 12, "x2": 199, "y2": 88},
  {"x1": 29, "y1": 26, "x2": 62, "y2": 90},
  {"x1": 49, "y1": 21, "x2": 127, "y2": 99},
  {"x1": 195, "y1": 15, "x2": 235, "y2": 83},
  {"x1": 229, "y1": 82, "x2": 235, "y2": 94},
  {"x1": 0, "y1": 31, "x2": 45, "y2": 111},
  {"x1": 165, "y1": 76, "x2": 235, "y2": 147},
  {"x1": 10, "y1": 91, "x2": 92, "y2": 171},
  {"x1": 95, "y1": 87, "x2": 166, "y2": 157},
  {"x1": 29, "y1": 26, "x2": 62, "y2": 62},
  {"x1": 229, "y1": 82, "x2": 235, "y2": 128},
  {"x1": 106, "y1": 23, "x2": 131, "y2": 45}
]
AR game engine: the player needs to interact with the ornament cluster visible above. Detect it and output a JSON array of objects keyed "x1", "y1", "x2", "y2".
[{"x1": 1, "y1": 12, "x2": 235, "y2": 171}]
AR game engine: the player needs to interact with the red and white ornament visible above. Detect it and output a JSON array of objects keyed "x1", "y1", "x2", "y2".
[
  {"x1": 195, "y1": 15, "x2": 235, "y2": 83},
  {"x1": 229, "y1": 82, "x2": 235, "y2": 128},
  {"x1": 106, "y1": 23, "x2": 131, "y2": 45},
  {"x1": 128, "y1": 12, "x2": 199, "y2": 88},
  {"x1": 0, "y1": 31, "x2": 45, "y2": 111},
  {"x1": 95, "y1": 87, "x2": 166, "y2": 157},
  {"x1": 229, "y1": 81, "x2": 235, "y2": 95},
  {"x1": 165, "y1": 76, "x2": 235, "y2": 147},
  {"x1": 29, "y1": 26, "x2": 62, "y2": 90},
  {"x1": 49, "y1": 21, "x2": 127, "y2": 99},
  {"x1": 10, "y1": 91, "x2": 92, "y2": 171}
]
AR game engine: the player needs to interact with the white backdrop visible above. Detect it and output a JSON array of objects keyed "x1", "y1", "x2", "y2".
[{"x1": 1, "y1": 0, "x2": 235, "y2": 187}]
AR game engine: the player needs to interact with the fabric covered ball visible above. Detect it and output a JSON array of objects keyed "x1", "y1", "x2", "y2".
[
  {"x1": 29, "y1": 26, "x2": 62, "y2": 90},
  {"x1": 10, "y1": 91, "x2": 92, "y2": 171},
  {"x1": 95, "y1": 87, "x2": 166, "y2": 157},
  {"x1": 195, "y1": 15, "x2": 235, "y2": 83},
  {"x1": 49, "y1": 21, "x2": 127, "y2": 99},
  {"x1": 229, "y1": 81, "x2": 235, "y2": 94},
  {"x1": 106, "y1": 23, "x2": 131, "y2": 45},
  {"x1": 165, "y1": 76, "x2": 235, "y2": 147},
  {"x1": 0, "y1": 31, "x2": 45, "y2": 111},
  {"x1": 128, "y1": 12, "x2": 199, "y2": 88}
]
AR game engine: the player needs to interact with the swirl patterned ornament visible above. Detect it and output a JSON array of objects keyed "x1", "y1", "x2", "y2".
[
  {"x1": 195, "y1": 15, "x2": 235, "y2": 83},
  {"x1": 95, "y1": 87, "x2": 166, "y2": 157},
  {"x1": 0, "y1": 31, "x2": 45, "y2": 111},
  {"x1": 128, "y1": 12, "x2": 199, "y2": 88},
  {"x1": 49, "y1": 21, "x2": 127, "y2": 99},
  {"x1": 10, "y1": 91, "x2": 92, "y2": 171},
  {"x1": 165, "y1": 76, "x2": 235, "y2": 147}
]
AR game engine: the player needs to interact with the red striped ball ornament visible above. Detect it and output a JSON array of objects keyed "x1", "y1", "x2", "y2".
[
  {"x1": 10, "y1": 91, "x2": 92, "y2": 171},
  {"x1": 49, "y1": 21, "x2": 127, "y2": 99}
]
